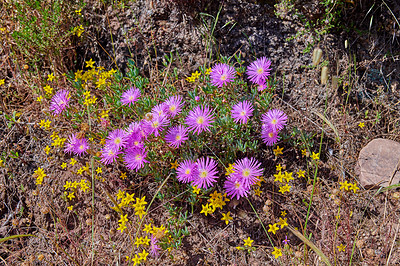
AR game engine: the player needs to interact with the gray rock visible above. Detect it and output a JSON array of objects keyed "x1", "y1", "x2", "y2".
[{"x1": 357, "y1": 138, "x2": 400, "y2": 188}]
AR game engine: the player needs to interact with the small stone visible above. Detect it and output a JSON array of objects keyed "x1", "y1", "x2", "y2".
[
  {"x1": 366, "y1": 248, "x2": 375, "y2": 257},
  {"x1": 295, "y1": 251, "x2": 303, "y2": 258},
  {"x1": 392, "y1": 192, "x2": 400, "y2": 199},
  {"x1": 86, "y1": 219, "x2": 92, "y2": 226},
  {"x1": 356, "y1": 239, "x2": 364, "y2": 248},
  {"x1": 37, "y1": 254, "x2": 45, "y2": 261},
  {"x1": 357, "y1": 138, "x2": 400, "y2": 188}
]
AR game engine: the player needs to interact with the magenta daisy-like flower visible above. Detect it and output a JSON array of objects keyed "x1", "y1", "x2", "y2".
[
  {"x1": 257, "y1": 82, "x2": 267, "y2": 92},
  {"x1": 50, "y1": 89, "x2": 70, "y2": 115},
  {"x1": 150, "y1": 235, "x2": 161, "y2": 257},
  {"x1": 152, "y1": 103, "x2": 168, "y2": 117},
  {"x1": 123, "y1": 147, "x2": 149, "y2": 171},
  {"x1": 106, "y1": 129, "x2": 128, "y2": 151},
  {"x1": 121, "y1": 87, "x2": 141, "y2": 106},
  {"x1": 126, "y1": 131, "x2": 144, "y2": 150},
  {"x1": 176, "y1": 159, "x2": 198, "y2": 183},
  {"x1": 231, "y1": 100, "x2": 254, "y2": 124},
  {"x1": 232, "y1": 157, "x2": 263, "y2": 188},
  {"x1": 210, "y1": 63, "x2": 236, "y2": 88},
  {"x1": 74, "y1": 137, "x2": 89, "y2": 157},
  {"x1": 165, "y1": 95, "x2": 184, "y2": 117},
  {"x1": 246, "y1": 57, "x2": 272, "y2": 85},
  {"x1": 261, "y1": 109, "x2": 288, "y2": 132},
  {"x1": 185, "y1": 105, "x2": 214, "y2": 135},
  {"x1": 64, "y1": 134, "x2": 89, "y2": 157},
  {"x1": 165, "y1": 125, "x2": 188, "y2": 148},
  {"x1": 224, "y1": 176, "x2": 250, "y2": 200},
  {"x1": 143, "y1": 114, "x2": 170, "y2": 137},
  {"x1": 100, "y1": 145, "x2": 121, "y2": 165},
  {"x1": 192, "y1": 157, "x2": 219, "y2": 189},
  {"x1": 64, "y1": 134, "x2": 78, "y2": 155},
  {"x1": 261, "y1": 127, "x2": 280, "y2": 146}
]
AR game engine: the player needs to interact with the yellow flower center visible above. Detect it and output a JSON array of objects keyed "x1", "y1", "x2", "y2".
[
  {"x1": 268, "y1": 132, "x2": 274, "y2": 138},
  {"x1": 175, "y1": 135, "x2": 181, "y2": 141},
  {"x1": 134, "y1": 141, "x2": 139, "y2": 146},
  {"x1": 196, "y1": 116, "x2": 204, "y2": 125},
  {"x1": 152, "y1": 121, "x2": 159, "y2": 128},
  {"x1": 272, "y1": 119, "x2": 277, "y2": 124},
  {"x1": 200, "y1": 170, "x2": 207, "y2": 178},
  {"x1": 240, "y1": 111, "x2": 246, "y2": 116},
  {"x1": 79, "y1": 145, "x2": 84, "y2": 150},
  {"x1": 135, "y1": 154, "x2": 142, "y2": 161},
  {"x1": 185, "y1": 169, "x2": 191, "y2": 175},
  {"x1": 235, "y1": 182, "x2": 241, "y2": 189},
  {"x1": 170, "y1": 105, "x2": 176, "y2": 112},
  {"x1": 108, "y1": 150, "x2": 114, "y2": 156},
  {"x1": 257, "y1": 68, "x2": 263, "y2": 74},
  {"x1": 220, "y1": 74, "x2": 227, "y2": 81},
  {"x1": 243, "y1": 168, "x2": 250, "y2": 177},
  {"x1": 114, "y1": 137, "x2": 121, "y2": 145}
]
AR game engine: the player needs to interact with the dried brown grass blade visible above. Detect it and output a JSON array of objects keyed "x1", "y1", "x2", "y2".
[{"x1": 287, "y1": 225, "x2": 332, "y2": 266}]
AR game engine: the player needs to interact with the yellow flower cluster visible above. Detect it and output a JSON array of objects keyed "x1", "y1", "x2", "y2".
[
  {"x1": 51, "y1": 132, "x2": 66, "y2": 148},
  {"x1": 185, "y1": 70, "x2": 201, "y2": 83},
  {"x1": 274, "y1": 169, "x2": 293, "y2": 194},
  {"x1": 236, "y1": 236, "x2": 256, "y2": 252},
  {"x1": 83, "y1": 90, "x2": 97, "y2": 106},
  {"x1": 72, "y1": 25, "x2": 84, "y2": 37},
  {"x1": 34, "y1": 167, "x2": 46, "y2": 185},
  {"x1": 44, "y1": 85, "x2": 53, "y2": 96},
  {"x1": 272, "y1": 246, "x2": 282, "y2": 259},
  {"x1": 39, "y1": 119, "x2": 51, "y2": 130},
  {"x1": 225, "y1": 163, "x2": 235, "y2": 176},
  {"x1": 76, "y1": 164, "x2": 89, "y2": 175},
  {"x1": 117, "y1": 213, "x2": 128, "y2": 233},
  {"x1": 200, "y1": 191, "x2": 230, "y2": 216},
  {"x1": 113, "y1": 191, "x2": 147, "y2": 219},
  {"x1": 253, "y1": 176, "x2": 265, "y2": 196},
  {"x1": 126, "y1": 223, "x2": 168, "y2": 264},
  {"x1": 63, "y1": 179, "x2": 90, "y2": 193},
  {"x1": 74, "y1": 63, "x2": 115, "y2": 90},
  {"x1": 339, "y1": 181, "x2": 359, "y2": 193},
  {"x1": 133, "y1": 196, "x2": 147, "y2": 219},
  {"x1": 268, "y1": 216, "x2": 288, "y2": 235}
]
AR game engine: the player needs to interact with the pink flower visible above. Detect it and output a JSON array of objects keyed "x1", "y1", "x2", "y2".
[
  {"x1": 121, "y1": 87, "x2": 141, "y2": 106},
  {"x1": 231, "y1": 157, "x2": 263, "y2": 188},
  {"x1": 176, "y1": 159, "x2": 198, "y2": 183},
  {"x1": 210, "y1": 63, "x2": 236, "y2": 87},
  {"x1": 231, "y1": 100, "x2": 254, "y2": 124},
  {"x1": 106, "y1": 129, "x2": 128, "y2": 151},
  {"x1": 150, "y1": 235, "x2": 161, "y2": 257},
  {"x1": 185, "y1": 105, "x2": 214, "y2": 135},
  {"x1": 165, "y1": 95, "x2": 184, "y2": 117},
  {"x1": 50, "y1": 90, "x2": 70, "y2": 115},
  {"x1": 100, "y1": 145, "x2": 121, "y2": 165},
  {"x1": 123, "y1": 147, "x2": 149, "y2": 171},
  {"x1": 261, "y1": 127, "x2": 280, "y2": 146},
  {"x1": 165, "y1": 125, "x2": 188, "y2": 148},
  {"x1": 261, "y1": 109, "x2": 288, "y2": 132},
  {"x1": 192, "y1": 157, "x2": 219, "y2": 189},
  {"x1": 224, "y1": 175, "x2": 250, "y2": 200},
  {"x1": 246, "y1": 57, "x2": 272, "y2": 85}
]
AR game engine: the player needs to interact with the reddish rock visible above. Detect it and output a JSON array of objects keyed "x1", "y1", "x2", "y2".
[{"x1": 357, "y1": 138, "x2": 400, "y2": 188}]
